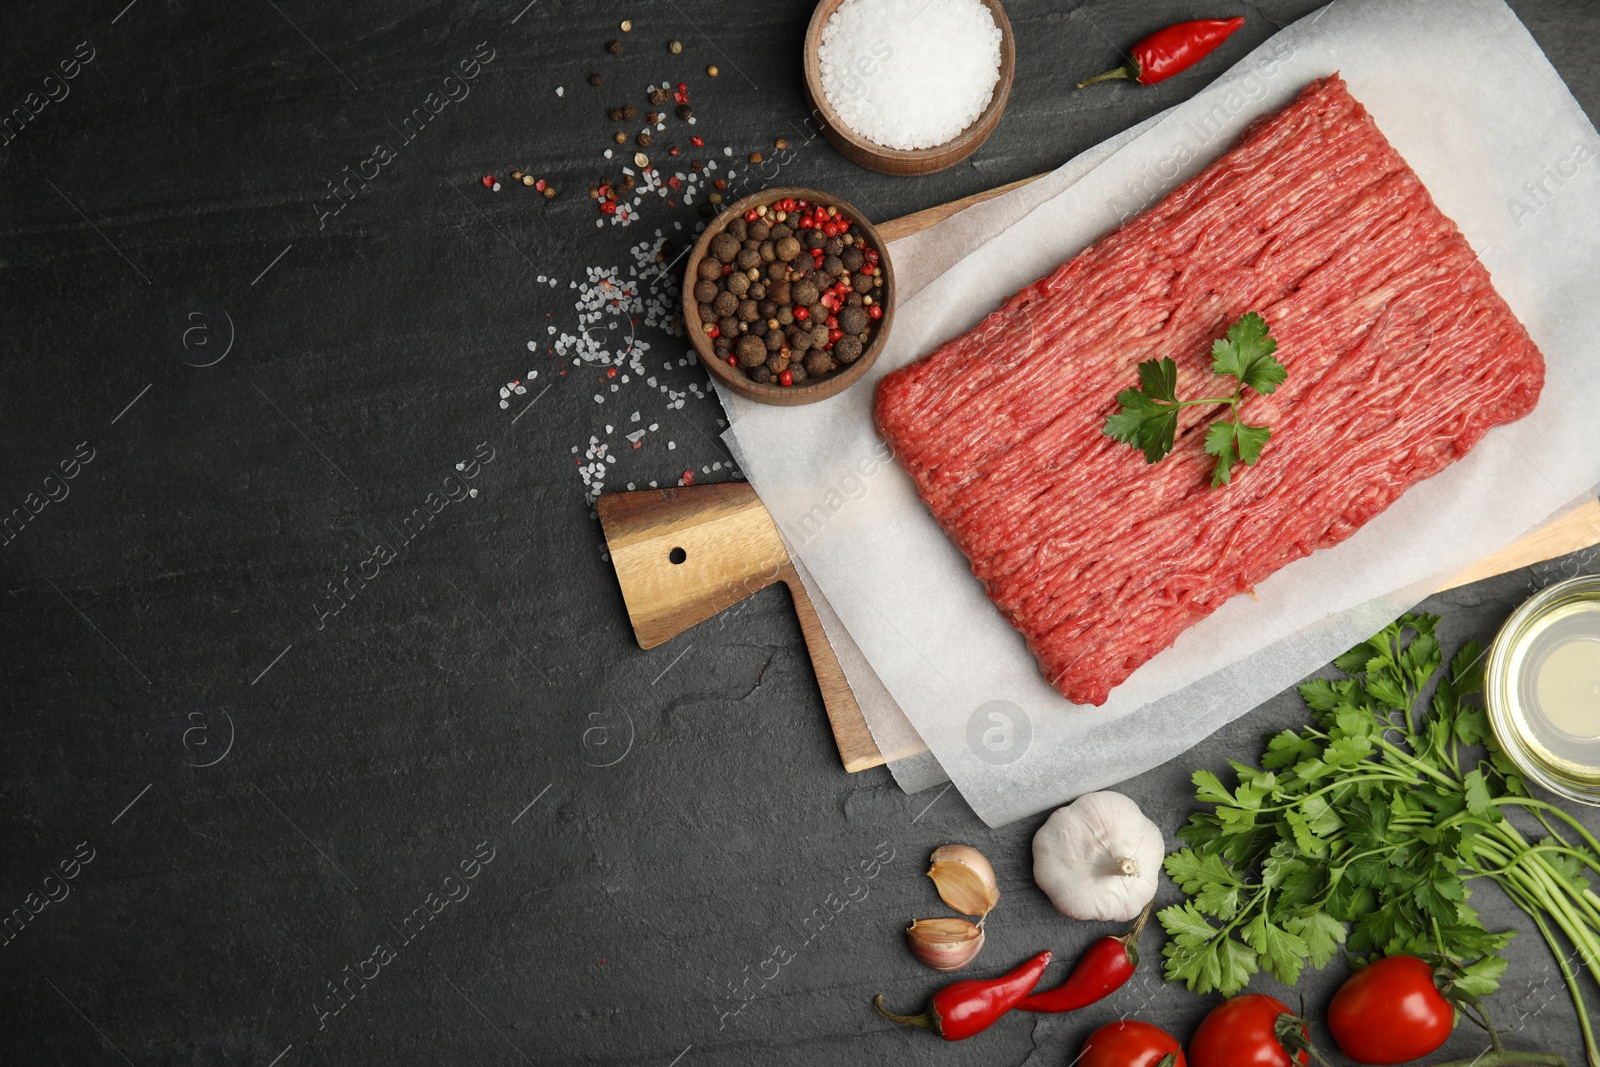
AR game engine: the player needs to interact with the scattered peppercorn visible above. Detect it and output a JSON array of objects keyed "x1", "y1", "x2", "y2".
[
  {"x1": 748, "y1": 151, "x2": 763, "y2": 163},
  {"x1": 543, "y1": 186, "x2": 556, "y2": 199},
  {"x1": 622, "y1": 104, "x2": 637, "y2": 120},
  {"x1": 676, "y1": 104, "x2": 693, "y2": 120},
  {"x1": 614, "y1": 131, "x2": 627, "y2": 144},
  {"x1": 650, "y1": 87, "x2": 669, "y2": 105},
  {"x1": 634, "y1": 152, "x2": 650, "y2": 168},
  {"x1": 606, "y1": 39, "x2": 622, "y2": 54},
  {"x1": 619, "y1": 19, "x2": 632, "y2": 31},
  {"x1": 609, "y1": 106, "x2": 624, "y2": 121},
  {"x1": 637, "y1": 132, "x2": 652, "y2": 147},
  {"x1": 669, "y1": 39, "x2": 683, "y2": 54},
  {"x1": 775, "y1": 138, "x2": 789, "y2": 150},
  {"x1": 589, "y1": 73, "x2": 603, "y2": 87},
  {"x1": 523, "y1": 174, "x2": 536, "y2": 187},
  {"x1": 707, "y1": 65, "x2": 719, "y2": 77},
  {"x1": 647, "y1": 111, "x2": 662, "y2": 124}
]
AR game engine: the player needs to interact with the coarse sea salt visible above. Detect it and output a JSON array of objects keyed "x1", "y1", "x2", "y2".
[{"x1": 818, "y1": 0, "x2": 1001, "y2": 151}]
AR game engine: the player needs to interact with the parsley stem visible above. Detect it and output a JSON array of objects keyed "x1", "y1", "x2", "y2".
[
  {"x1": 1476, "y1": 837, "x2": 1600, "y2": 967},
  {"x1": 1372, "y1": 735, "x2": 1461, "y2": 790},
  {"x1": 1487, "y1": 819, "x2": 1600, "y2": 921},
  {"x1": 1497, "y1": 876, "x2": 1600, "y2": 1064},
  {"x1": 1495, "y1": 842, "x2": 1600, "y2": 899},
  {"x1": 1252, "y1": 771, "x2": 1417, "y2": 815},
  {"x1": 1172, "y1": 395, "x2": 1239, "y2": 409},
  {"x1": 1501, "y1": 797, "x2": 1600, "y2": 859}
]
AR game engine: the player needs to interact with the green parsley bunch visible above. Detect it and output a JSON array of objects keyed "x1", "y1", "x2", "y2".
[{"x1": 1160, "y1": 614, "x2": 1600, "y2": 1062}]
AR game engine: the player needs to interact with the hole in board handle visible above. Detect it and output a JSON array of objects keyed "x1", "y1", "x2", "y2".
[{"x1": 669, "y1": 547, "x2": 687, "y2": 565}]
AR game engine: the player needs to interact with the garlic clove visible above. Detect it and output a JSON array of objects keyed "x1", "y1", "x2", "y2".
[
  {"x1": 926, "y1": 844, "x2": 1001, "y2": 920},
  {"x1": 906, "y1": 917, "x2": 986, "y2": 972}
]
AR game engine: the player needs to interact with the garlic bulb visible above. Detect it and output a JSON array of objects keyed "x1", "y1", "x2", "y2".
[
  {"x1": 926, "y1": 844, "x2": 1000, "y2": 920},
  {"x1": 1032, "y1": 791, "x2": 1163, "y2": 922},
  {"x1": 906, "y1": 917, "x2": 985, "y2": 972}
]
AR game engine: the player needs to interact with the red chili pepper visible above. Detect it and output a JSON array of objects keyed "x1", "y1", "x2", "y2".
[
  {"x1": 1017, "y1": 904, "x2": 1151, "y2": 1013},
  {"x1": 1079, "y1": 17, "x2": 1245, "y2": 89},
  {"x1": 874, "y1": 950, "x2": 1052, "y2": 1041}
]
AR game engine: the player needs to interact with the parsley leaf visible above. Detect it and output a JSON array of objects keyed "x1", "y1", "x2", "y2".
[
  {"x1": 1104, "y1": 312, "x2": 1285, "y2": 487},
  {"x1": 1104, "y1": 384, "x2": 1179, "y2": 464},
  {"x1": 1210, "y1": 311, "x2": 1286, "y2": 394}
]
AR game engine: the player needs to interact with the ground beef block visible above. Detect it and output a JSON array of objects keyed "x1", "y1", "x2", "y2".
[{"x1": 873, "y1": 75, "x2": 1546, "y2": 707}]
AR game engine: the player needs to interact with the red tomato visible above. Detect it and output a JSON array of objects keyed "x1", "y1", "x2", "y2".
[
  {"x1": 1189, "y1": 994, "x2": 1308, "y2": 1067},
  {"x1": 1079, "y1": 1020, "x2": 1187, "y2": 1067},
  {"x1": 1328, "y1": 956, "x2": 1454, "y2": 1064}
]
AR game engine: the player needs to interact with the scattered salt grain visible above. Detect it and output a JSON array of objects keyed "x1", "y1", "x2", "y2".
[{"x1": 818, "y1": 0, "x2": 1001, "y2": 151}]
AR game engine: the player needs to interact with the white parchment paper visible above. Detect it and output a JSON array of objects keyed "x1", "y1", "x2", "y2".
[{"x1": 723, "y1": 0, "x2": 1600, "y2": 826}]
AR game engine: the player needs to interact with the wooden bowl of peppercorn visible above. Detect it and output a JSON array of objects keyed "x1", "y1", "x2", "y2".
[{"x1": 684, "y1": 186, "x2": 894, "y2": 407}]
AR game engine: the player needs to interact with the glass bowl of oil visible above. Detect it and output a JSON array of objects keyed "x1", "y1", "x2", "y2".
[{"x1": 1486, "y1": 574, "x2": 1600, "y2": 805}]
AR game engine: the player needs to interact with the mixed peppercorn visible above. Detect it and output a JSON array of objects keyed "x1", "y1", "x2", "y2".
[{"x1": 693, "y1": 195, "x2": 885, "y2": 387}]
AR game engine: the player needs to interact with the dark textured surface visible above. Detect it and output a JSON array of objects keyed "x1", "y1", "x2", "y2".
[{"x1": 2, "y1": 1, "x2": 1597, "y2": 1064}]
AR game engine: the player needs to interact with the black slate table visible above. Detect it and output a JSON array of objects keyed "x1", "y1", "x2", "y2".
[{"x1": 4, "y1": 1, "x2": 1598, "y2": 1064}]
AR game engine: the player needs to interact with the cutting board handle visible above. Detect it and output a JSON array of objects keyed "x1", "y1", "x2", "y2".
[
  {"x1": 776, "y1": 561, "x2": 879, "y2": 771},
  {"x1": 597, "y1": 482, "x2": 883, "y2": 772}
]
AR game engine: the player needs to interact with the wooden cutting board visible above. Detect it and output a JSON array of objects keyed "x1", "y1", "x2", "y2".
[{"x1": 599, "y1": 178, "x2": 1600, "y2": 774}]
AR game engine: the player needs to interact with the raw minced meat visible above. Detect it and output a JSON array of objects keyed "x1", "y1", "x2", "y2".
[{"x1": 874, "y1": 75, "x2": 1545, "y2": 707}]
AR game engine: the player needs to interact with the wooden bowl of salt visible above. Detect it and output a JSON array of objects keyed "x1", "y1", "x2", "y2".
[{"x1": 802, "y1": 0, "x2": 1015, "y2": 176}]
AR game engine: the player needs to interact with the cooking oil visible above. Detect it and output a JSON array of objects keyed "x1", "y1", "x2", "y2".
[{"x1": 1486, "y1": 575, "x2": 1600, "y2": 805}]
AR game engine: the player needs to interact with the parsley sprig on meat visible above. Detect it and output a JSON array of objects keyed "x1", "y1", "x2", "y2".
[
  {"x1": 1160, "y1": 614, "x2": 1600, "y2": 1063},
  {"x1": 1105, "y1": 312, "x2": 1286, "y2": 487}
]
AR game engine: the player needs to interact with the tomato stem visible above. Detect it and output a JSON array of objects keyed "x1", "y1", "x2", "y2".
[
  {"x1": 1448, "y1": 988, "x2": 1504, "y2": 1053},
  {"x1": 1273, "y1": 1012, "x2": 1338, "y2": 1067}
]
